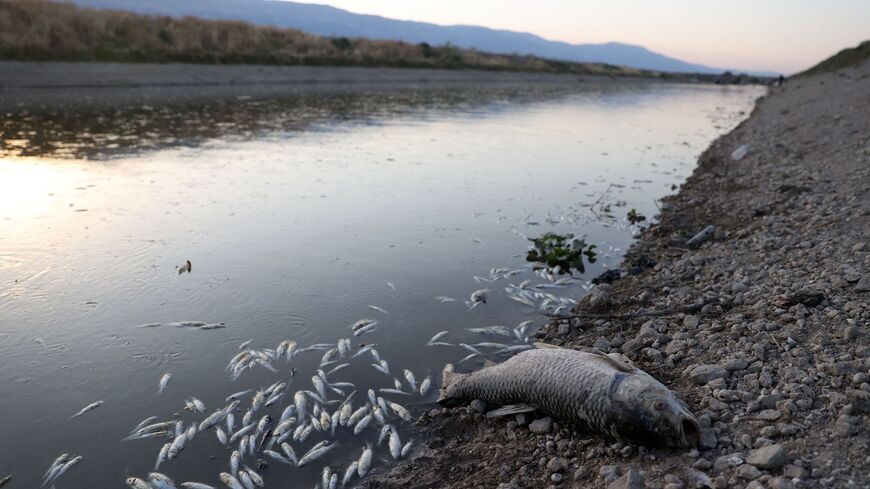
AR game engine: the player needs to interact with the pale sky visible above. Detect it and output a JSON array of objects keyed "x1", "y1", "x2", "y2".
[{"x1": 297, "y1": 1, "x2": 870, "y2": 74}]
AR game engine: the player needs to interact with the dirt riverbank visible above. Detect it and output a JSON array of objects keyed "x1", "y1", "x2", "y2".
[{"x1": 364, "y1": 55, "x2": 870, "y2": 488}]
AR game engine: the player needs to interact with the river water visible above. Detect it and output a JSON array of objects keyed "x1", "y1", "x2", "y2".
[{"x1": 0, "y1": 82, "x2": 762, "y2": 488}]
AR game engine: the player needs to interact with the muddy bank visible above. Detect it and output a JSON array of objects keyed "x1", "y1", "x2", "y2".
[
  {"x1": 364, "y1": 59, "x2": 870, "y2": 487},
  {"x1": 0, "y1": 61, "x2": 667, "y2": 113}
]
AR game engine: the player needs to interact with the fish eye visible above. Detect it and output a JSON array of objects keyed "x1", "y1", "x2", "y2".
[{"x1": 654, "y1": 401, "x2": 666, "y2": 411}]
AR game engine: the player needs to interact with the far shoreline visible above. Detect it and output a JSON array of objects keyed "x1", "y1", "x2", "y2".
[{"x1": 0, "y1": 61, "x2": 749, "y2": 113}]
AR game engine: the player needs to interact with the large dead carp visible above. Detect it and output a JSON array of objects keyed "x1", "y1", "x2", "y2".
[{"x1": 438, "y1": 346, "x2": 700, "y2": 447}]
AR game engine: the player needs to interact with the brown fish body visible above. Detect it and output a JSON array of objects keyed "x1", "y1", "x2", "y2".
[{"x1": 439, "y1": 347, "x2": 699, "y2": 447}]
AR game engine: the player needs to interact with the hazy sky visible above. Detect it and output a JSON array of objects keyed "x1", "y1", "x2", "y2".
[{"x1": 296, "y1": 1, "x2": 869, "y2": 73}]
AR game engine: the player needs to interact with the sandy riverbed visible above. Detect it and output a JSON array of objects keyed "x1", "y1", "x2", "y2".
[{"x1": 364, "y1": 57, "x2": 870, "y2": 489}]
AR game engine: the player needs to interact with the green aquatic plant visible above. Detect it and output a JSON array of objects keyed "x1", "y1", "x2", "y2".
[
  {"x1": 627, "y1": 208, "x2": 646, "y2": 224},
  {"x1": 526, "y1": 232, "x2": 597, "y2": 274}
]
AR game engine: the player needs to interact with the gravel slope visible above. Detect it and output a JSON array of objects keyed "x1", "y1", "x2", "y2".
[{"x1": 364, "y1": 57, "x2": 870, "y2": 488}]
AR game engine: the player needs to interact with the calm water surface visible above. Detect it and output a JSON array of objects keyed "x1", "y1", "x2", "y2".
[{"x1": 0, "y1": 83, "x2": 762, "y2": 488}]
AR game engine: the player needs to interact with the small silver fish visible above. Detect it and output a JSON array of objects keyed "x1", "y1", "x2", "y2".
[
  {"x1": 298, "y1": 442, "x2": 334, "y2": 466},
  {"x1": 419, "y1": 376, "x2": 432, "y2": 396},
  {"x1": 357, "y1": 444, "x2": 373, "y2": 477},
  {"x1": 388, "y1": 428, "x2": 402, "y2": 459},
  {"x1": 219, "y1": 473, "x2": 245, "y2": 489},
  {"x1": 148, "y1": 473, "x2": 175, "y2": 489},
  {"x1": 366, "y1": 305, "x2": 390, "y2": 315},
  {"x1": 403, "y1": 369, "x2": 417, "y2": 391},
  {"x1": 158, "y1": 373, "x2": 172, "y2": 394},
  {"x1": 427, "y1": 331, "x2": 449, "y2": 344},
  {"x1": 70, "y1": 401, "x2": 103, "y2": 419},
  {"x1": 342, "y1": 461, "x2": 359, "y2": 486}
]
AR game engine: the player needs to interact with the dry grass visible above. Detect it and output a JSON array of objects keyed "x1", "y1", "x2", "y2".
[
  {"x1": 0, "y1": 0, "x2": 657, "y2": 76},
  {"x1": 797, "y1": 40, "x2": 870, "y2": 77}
]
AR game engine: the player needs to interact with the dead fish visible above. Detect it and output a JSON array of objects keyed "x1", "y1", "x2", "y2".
[
  {"x1": 419, "y1": 376, "x2": 432, "y2": 396},
  {"x1": 177, "y1": 260, "x2": 192, "y2": 274},
  {"x1": 466, "y1": 325, "x2": 512, "y2": 337},
  {"x1": 342, "y1": 461, "x2": 359, "y2": 486},
  {"x1": 402, "y1": 369, "x2": 417, "y2": 391},
  {"x1": 427, "y1": 331, "x2": 449, "y2": 345},
  {"x1": 353, "y1": 323, "x2": 377, "y2": 337},
  {"x1": 435, "y1": 296, "x2": 457, "y2": 303},
  {"x1": 401, "y1": 439, "x2": 414, "y2": 458},
  {"x1": 220, "y1": 472, "x2": 245, "y2": 489},
  {"x1": 263, "y1": 449, "x2": 293, "y2": 466},
  {"x1": 388, "y1": 428, "x2": 402, "y2": 459},
  {"x1": 180, "y1": 483, "x2": 216, "y2": 489},
  {"x1": 438, "y1": 346, "x2": 700, "y2": 447},
  {"x1": 468, "y1": 289, "x2": 488, "y2": 308},
  {"x1": 158, "y1": 373, "x2": 172, "y2": 394},
  {"x1": 126, "y1": 477, "x2": 151, "y2": 489},
  {"x1": 357, "y1": 443, "x2": 373, "y2": 477},
  {"x1": 70, "y1": 401, "x2": 103, "y2": 419},
  {"x1": 148, "y1": 472, "x2": 176, "y2": 489},
  {"x1": 386, "y1": 281, "x2": 396, "y2": 291},
  {"x1": 298, "y1": 442, "x2": 334, "y2": 466},
  {"x1": 46, "y1": 456, "x2": 82, "y2": 485},
  {"x1": 366, "y1": 305, "x2": 390, "y2": 315}
]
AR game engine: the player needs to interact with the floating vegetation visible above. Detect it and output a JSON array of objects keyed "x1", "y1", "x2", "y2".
[
  {"x1": 526, "y1": 233, "x2": 597, "y2": 274},
  {"x1": 626, "y1": 208, "x2": 647, "y2": 224}
]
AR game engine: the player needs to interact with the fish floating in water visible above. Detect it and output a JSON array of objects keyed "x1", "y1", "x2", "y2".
[
  {"x1": 70, "y1": 401, "x2": 103, "y2": 419},
  {"x1": 438, "y1": 346, "x2": 700, "y2": 447},
  {"x1": 0, "y1": 476, "x2": 10, "y2": 488}
]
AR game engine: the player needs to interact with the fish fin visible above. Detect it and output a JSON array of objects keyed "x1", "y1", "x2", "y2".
[
  {"x1": 575, "y1": 347, "x2": 636, "y2": 373},
  {"x1": 436, "y1": 364, "x2": 464, "y2": 406},
  {"x1": 533, "y1": 342, "x2": 562, "y2": 349},
  {"x1": 486, "y1": 404, "x2": 537, "y2": 417},
  {"x1": 482, "y1": 359, "x2": 498, "y2": 368}
]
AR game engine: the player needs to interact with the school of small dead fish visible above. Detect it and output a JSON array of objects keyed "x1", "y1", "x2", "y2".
[{"x1": 42, "y1": 208, "x2": 638, "y2": 488}]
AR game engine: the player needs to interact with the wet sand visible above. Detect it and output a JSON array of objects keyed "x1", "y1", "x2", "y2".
[{"x1": 0, "y1": 61, "x2": 662, "y2": 112}]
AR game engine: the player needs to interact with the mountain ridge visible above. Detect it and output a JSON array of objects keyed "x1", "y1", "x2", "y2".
[{"x1": 66, "y1": 0, "x2": 772, "y2": 75}]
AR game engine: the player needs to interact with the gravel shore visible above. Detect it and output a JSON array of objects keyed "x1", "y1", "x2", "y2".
[
  {"x1": 0, "y1": 61, "x2": 659, "y2": 112},
  {"x1": 364, "y1": 58, "x2": 870, "y2": 487}
]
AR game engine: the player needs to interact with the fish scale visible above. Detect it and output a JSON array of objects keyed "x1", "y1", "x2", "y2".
[{"x1": 443, "y1": 349, "x2": 614, "y2": 432}]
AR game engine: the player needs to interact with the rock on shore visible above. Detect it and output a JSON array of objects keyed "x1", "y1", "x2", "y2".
[{"x1": 364, "y1": 57, "x2": 870, "y2": 488}]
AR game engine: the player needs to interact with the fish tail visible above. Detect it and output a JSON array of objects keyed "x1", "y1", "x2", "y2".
[{"x1": 436, "y1": 364, "x2": 463, "y2": 406}]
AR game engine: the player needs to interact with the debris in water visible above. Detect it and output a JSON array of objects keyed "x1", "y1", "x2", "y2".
[{"x1": 177, "y1": 260, "x2": 192, "y2": 274}]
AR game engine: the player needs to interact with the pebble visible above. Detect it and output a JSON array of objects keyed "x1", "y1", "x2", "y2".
[
  {"x1": 607, "y1": 468, "x2": 644, "y2": 489},
  {"x1": 689, "y1": 364, "x2": 728, "y2": 384},
  {"x1": 546, "y1": 457, "x2": 566, "y2": 472},
  {"x1": 573, "y1": 466, "x2": 590, "y2": 480},
  {"x1": 529, "y1": 417, "x2": 553, "y2": 435},
  {"x1": 746, "y1": 444, "x2": 787, "y2": 469},
  {"x1": 470, "y1": 399, "x2": 487, "y2": 414}
]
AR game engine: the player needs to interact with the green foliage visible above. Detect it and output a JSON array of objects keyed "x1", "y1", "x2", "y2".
[
  {"x1": 418, "y1": 42, "x2": 433, "y2": 58},
  {"x1": 330, "y1": 37, "x2": 353, "y2": 51},
  {"x1": 626, "y1": 208, "x2": 646, "y2": 224},
  {"x1": 526, "y1": 232, "x2": 597, "y2": 274}
]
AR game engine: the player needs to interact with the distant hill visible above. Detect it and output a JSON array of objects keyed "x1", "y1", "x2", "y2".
[
  {"x1": 797, "y1": 40, "x2": 870, "y2": 77},
  {"x1": 66, "y1": 0, "x2": 762, "y2": 75}
]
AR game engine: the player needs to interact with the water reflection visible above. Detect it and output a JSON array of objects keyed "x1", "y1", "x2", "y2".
[
  {"x1": 0, "y1": 83, "x2": 762, "y2": 488},
  {"x1": 1, "y1": 85, "x2": 626, "y2": 159}
]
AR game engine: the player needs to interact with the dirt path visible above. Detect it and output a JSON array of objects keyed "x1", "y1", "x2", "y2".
[{"x1": 364, "y1": 57, "x2": 870, "y2": 488}]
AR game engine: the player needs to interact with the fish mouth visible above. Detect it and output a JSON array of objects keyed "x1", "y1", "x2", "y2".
[{"x1": 680, "y1": 415, "x2": 701, "y2": 448}]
